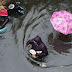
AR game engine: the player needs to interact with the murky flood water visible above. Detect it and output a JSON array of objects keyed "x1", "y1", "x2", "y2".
[{"x1": 0, "y1": 0, "x2": 72, "y2": 72}]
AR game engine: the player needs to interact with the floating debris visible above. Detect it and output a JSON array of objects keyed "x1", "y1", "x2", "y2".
[
  {"x1": 61, "y1": 65, "x2": 63, "y2": 68},
  {"x1": 40, "y1": 63, "x2": 47, "y2": 68}
]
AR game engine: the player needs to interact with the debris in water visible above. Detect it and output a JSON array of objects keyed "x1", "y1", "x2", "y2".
[
  {"x1": 61, "y1": 65, "x2": 63, "y2": 68},
  {"x1": 40, "y1": 63, "x2": 47, "y2": 68}
]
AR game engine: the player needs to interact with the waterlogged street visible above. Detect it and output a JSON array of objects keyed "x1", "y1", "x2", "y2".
[{"x1": 0, "y1": 0, "x2": 72, "y2": 72}]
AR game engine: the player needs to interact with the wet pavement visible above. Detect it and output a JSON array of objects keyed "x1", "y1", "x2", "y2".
[{"x1": 0, "y1": 0, "x2": 72, "y2": 72}]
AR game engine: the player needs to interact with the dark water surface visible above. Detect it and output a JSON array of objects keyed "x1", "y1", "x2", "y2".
[{"x1": 0, "y1": 0, "x2": 72, "y2": 72}]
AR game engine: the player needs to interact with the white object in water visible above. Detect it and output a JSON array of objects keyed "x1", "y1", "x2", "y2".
[
  {"x1": 29, "y1": 49, "x2": 36, "y2": 55},
  {"x1": 16, "y1": 2, "x2": 20, "y2": 4},
  {"x1": 8, "y1": 4, "x2": 15, "y2": 9},
  {"x1": 40, "y1": 63, "x2": 47, "y2": 67},
  {"x1": 36, "y1": 51, "x2": 42, "y2": 54}
]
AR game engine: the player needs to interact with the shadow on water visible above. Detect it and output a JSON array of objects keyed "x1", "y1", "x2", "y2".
[
  {"x1": 48, "y1": 33, "x2": 72, "y2": 53},
  {"x1": 7, "y1": 0, "x2": 72, "y2": 70}
]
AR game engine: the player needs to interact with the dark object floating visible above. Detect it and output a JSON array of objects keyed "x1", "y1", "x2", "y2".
[{"x1": 7, "y1": 2, "x2": 24, "y2": 15}]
